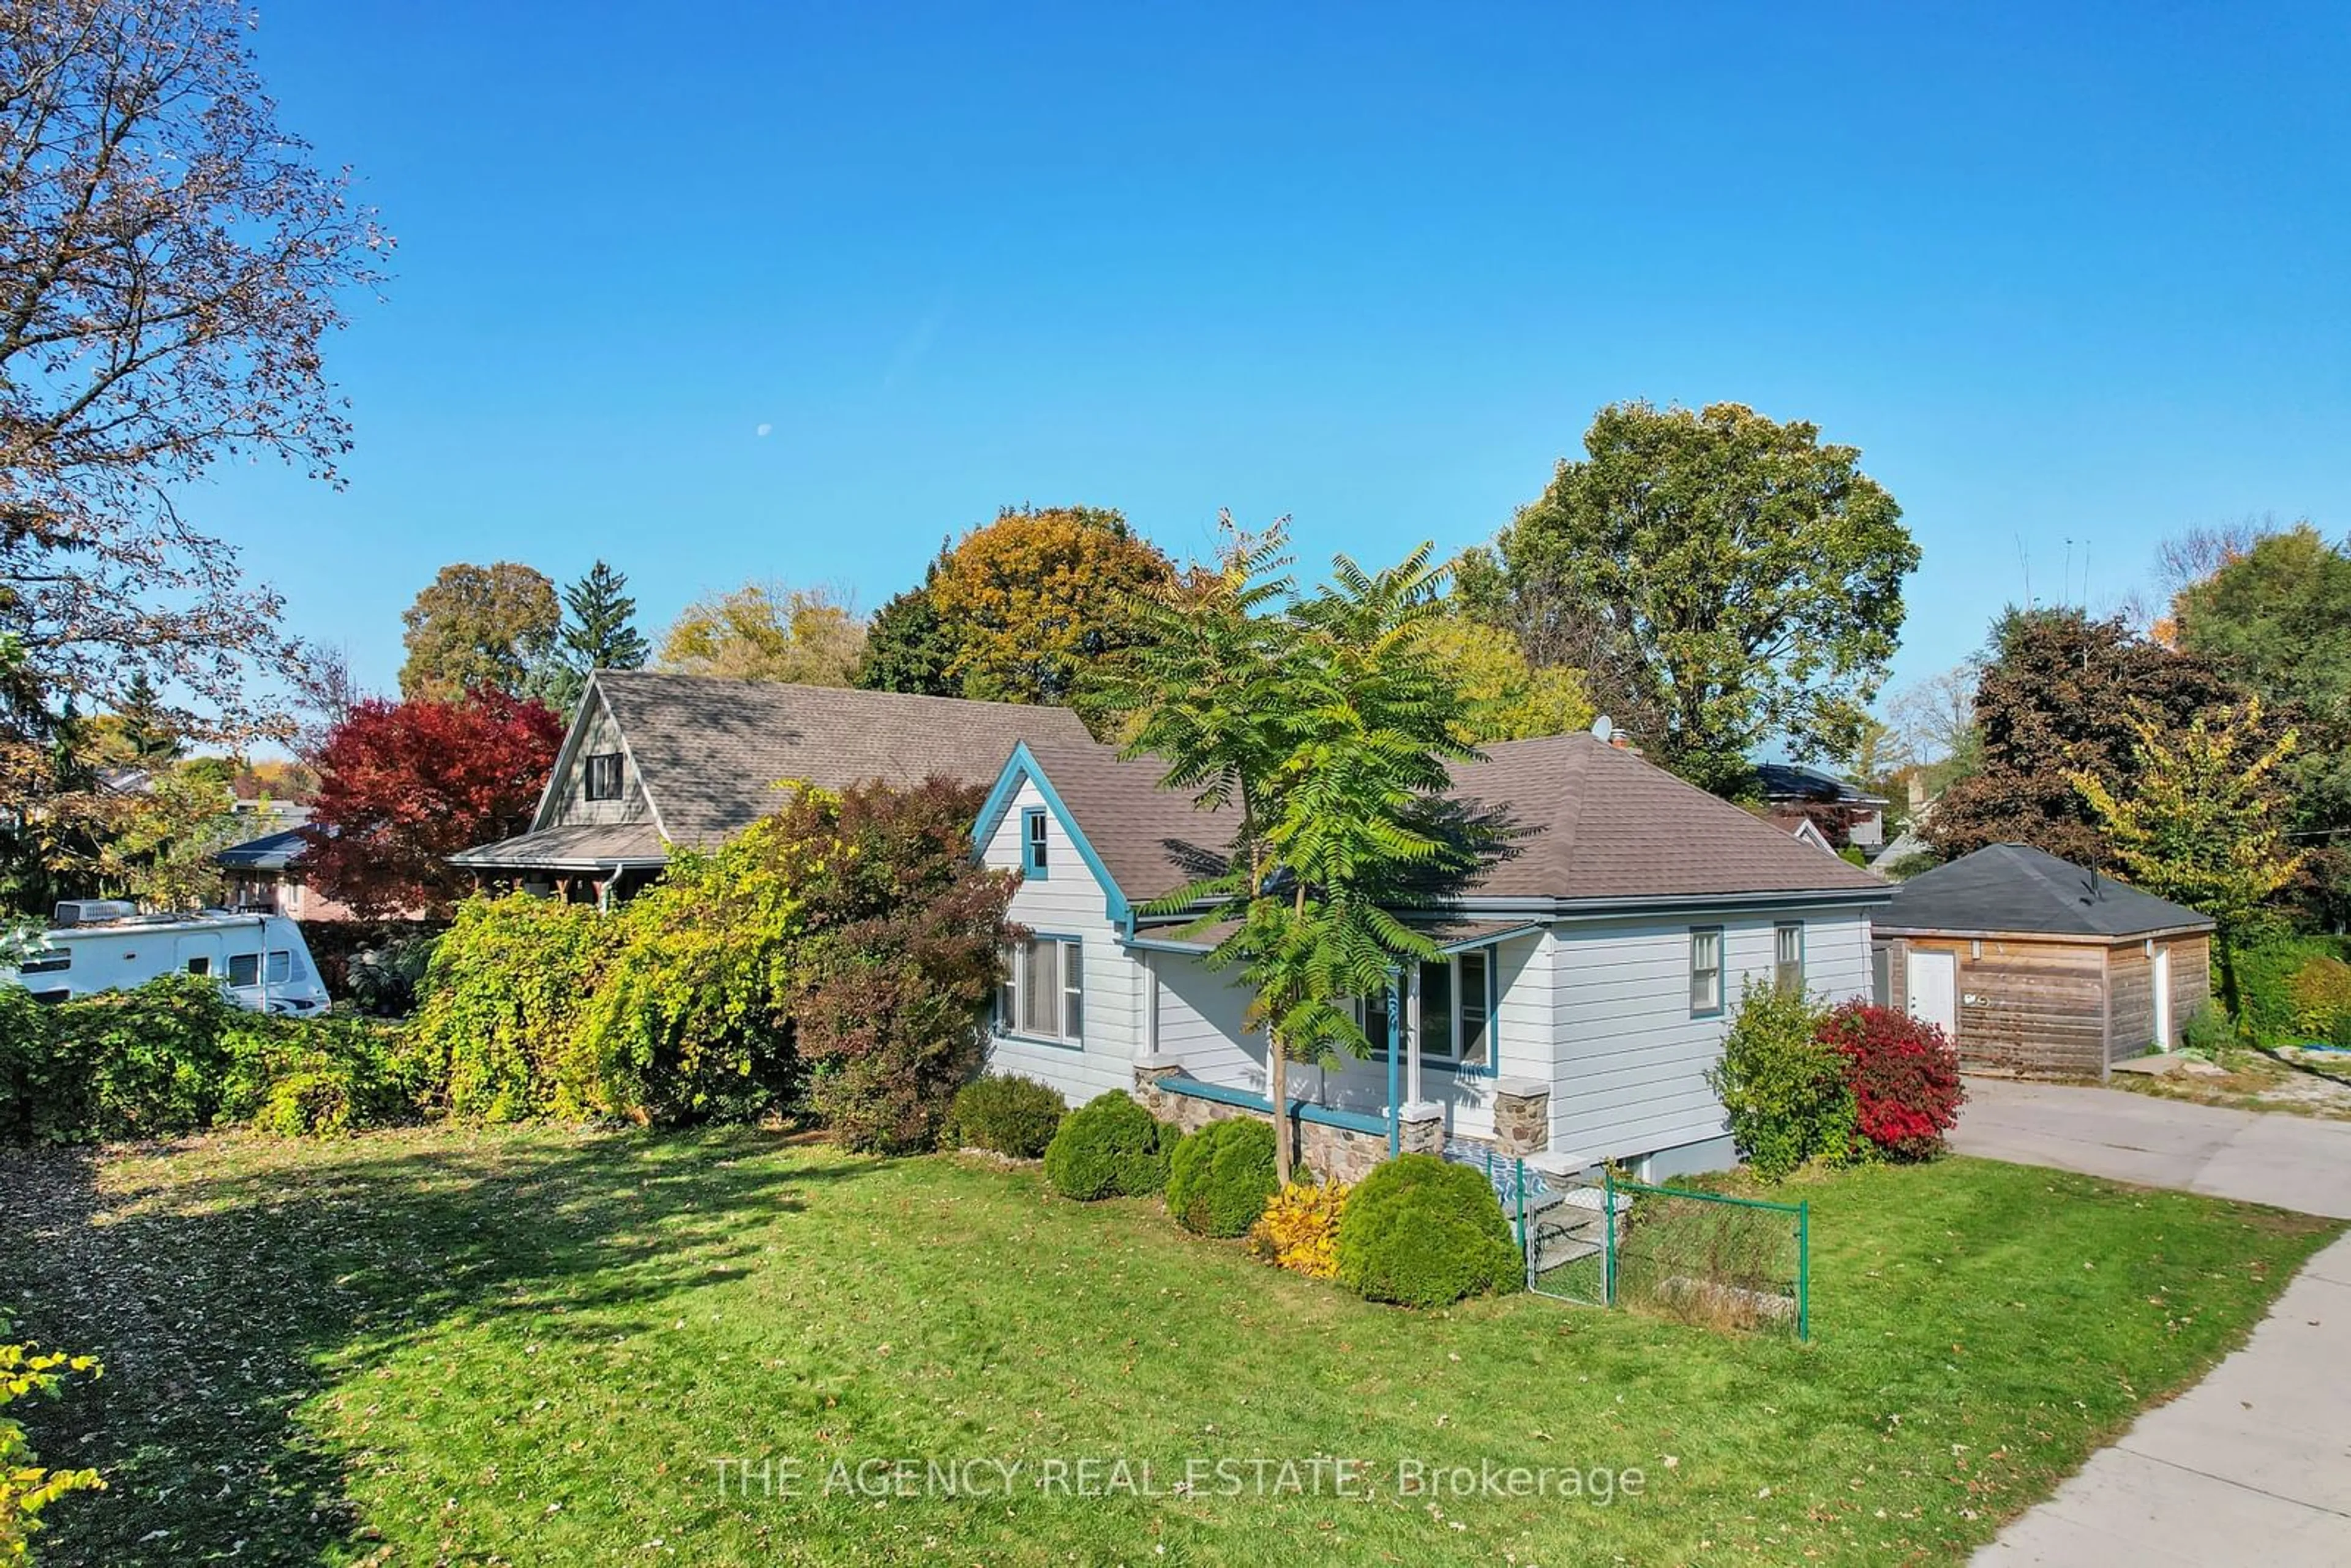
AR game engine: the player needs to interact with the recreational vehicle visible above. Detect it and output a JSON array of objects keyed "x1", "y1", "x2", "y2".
[{"x1": 6, "y1": 901, "x2": 331, "y2": 1015}]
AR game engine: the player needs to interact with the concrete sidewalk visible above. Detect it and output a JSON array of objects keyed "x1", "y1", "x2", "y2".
[
  {"x1": 1959, "y1": 1079, "x2": 2351, "y2": 1564},
  {"x1": 1953, "y1": 1075, "x2": 2351, "y2": 1219},
  {"x1": 1977, "y1": 1233, "x2": 2351, "y2": 1565}
]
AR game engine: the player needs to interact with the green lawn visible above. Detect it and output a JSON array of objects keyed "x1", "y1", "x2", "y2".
[{"x1": 1, "y1": 1128, "x2": 2335, "y2": 1566}]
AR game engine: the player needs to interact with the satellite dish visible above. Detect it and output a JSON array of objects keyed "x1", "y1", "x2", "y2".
[{"x1": 1591, "y1": 715, "x2": 1614, "y2": 743}]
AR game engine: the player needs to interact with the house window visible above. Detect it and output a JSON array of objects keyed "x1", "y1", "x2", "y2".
[
  {"x1": 1022, "y1": 808, "x2": 1049, "y2": 878},
  {"x1": 1690, "y1": 928, "x2": 1724, "y2": 1016},
  {"x1": 585, "y1": 752, "x2": 625, "y2": 801},
  {"x1": 1362, "y1": 951, "x2": 1498, "y2": 1068},
  {"x1": 1774, "y1": 922, "x2": 1805, "y2": 995},
  {"x1": 999, "y1": 936, "x2": 1082, "y2": 1045}
]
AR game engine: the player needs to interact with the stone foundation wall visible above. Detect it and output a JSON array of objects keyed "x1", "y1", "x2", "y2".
[{"x1": 1131, "y1": 1058, "x2": 1418, "y2": 1186}]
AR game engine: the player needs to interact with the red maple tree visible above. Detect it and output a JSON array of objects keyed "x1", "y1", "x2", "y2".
[{"x1": 303, "y1": 689, "x2": 564, "y2": 917}]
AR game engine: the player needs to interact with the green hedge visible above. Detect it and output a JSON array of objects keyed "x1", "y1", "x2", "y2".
[
  {"x1": 408, "y1": 893, "x2": 604, "y2": 1120},
  {"x1": 946, "y1": 1075, "x2": 1066, "y2": 1158},
  {"x1": 1334, "y1": 1153, "x2": 1521, "y2": 1308},
  {"x1": 1042, "y1": 1092, "x2": 1170, "y2": 1200},
  {"x1": 2234, "y1": 934, "x2": 2351, "y2": 1044},
  {"x1": 221, "y1": 1015, "x2": 430, "y2": 1136},
  {"x1": 1, "y1": 977, "x2": 424, "y2": 1143},
  {"x1": 1165, "y1": 1117, "x2": 1278, "y2": 1237}
]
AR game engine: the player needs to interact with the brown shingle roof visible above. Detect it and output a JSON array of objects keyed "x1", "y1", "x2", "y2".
[
  {"x1": 596, "y1": 672, "x2": 1095, "y2": 847},
  {"x1": 1449, "y1": 735, "x2": 1889, "y2": 901},
  {"x1": 1025, "y1": 732, "x2": 1886, "y2": 907},
  {"x1": 1022, "y1": 741, "x2": 1238, "y2": 902}
]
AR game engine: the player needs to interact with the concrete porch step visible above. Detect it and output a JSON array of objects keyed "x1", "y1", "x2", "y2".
[{"x1": 1531, "y1": 1231, "x2": 1602, "y2": 1272}]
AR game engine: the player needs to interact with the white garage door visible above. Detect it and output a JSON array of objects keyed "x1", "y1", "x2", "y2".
[{"x1": 1907, "y1": 948, "x2": 1959, "y2": 1041}]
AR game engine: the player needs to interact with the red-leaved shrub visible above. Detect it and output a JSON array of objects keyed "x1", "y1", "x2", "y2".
[{"x1": 1816, "y1": 1002, "x2": 1964, "y2": 1160}]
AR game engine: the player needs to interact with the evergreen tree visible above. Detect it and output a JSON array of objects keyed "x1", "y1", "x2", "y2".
[
  {"x1": 541, "y1": 561, "x2": 651, "y2": 712},
  {"x1": 109, "y1": 672, "x2": 185, "y2": 766},
  {"x1": 561, "y1": 560, "x2": 651, "y2": 673}
]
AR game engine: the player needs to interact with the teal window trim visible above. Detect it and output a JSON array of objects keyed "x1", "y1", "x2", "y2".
[
  {"x1": 970, "y1": 744, "x2": 1132, "y2": 925},
  {"x1": 1021, "y1": 807, "x2": 1049, "y2": 879},
  {"x1": 1360, "y1": 947, "x2": 1502, "y2": 1076},
  {"x1": 1689, "y1": 925, "x2": 1726, "y2": 1018}
]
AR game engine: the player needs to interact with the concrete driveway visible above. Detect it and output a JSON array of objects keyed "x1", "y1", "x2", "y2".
[
  {"x1": 1959, "y1": 1078, "x2": 2351, "y2": 1564},
  {"x1": 1954, "y1": 1075, "x2": 2351, "y2": 1219}
]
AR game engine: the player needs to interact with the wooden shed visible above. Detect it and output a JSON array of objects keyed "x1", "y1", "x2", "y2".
[{"x1": 1872, "y1": 844, "x2": 2213, "y2": 1079}]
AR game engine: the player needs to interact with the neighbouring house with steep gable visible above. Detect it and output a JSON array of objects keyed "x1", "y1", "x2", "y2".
[{"x1": 449, "y1": 670, "x2": 1092, "y2": 903}]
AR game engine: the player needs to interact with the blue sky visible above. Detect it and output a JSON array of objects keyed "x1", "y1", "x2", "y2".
[{"x1": 210, "y1": 1, "x2": 2350, "y2": 704}]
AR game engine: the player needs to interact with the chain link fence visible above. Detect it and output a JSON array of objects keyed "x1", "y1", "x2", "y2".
[{"x1": 1521, "y1": 1170, "x2": 1809, "y2": 1341}]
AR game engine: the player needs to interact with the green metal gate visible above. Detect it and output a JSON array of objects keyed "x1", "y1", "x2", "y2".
[{"x1": 1521, "y1": 1171, "x2": 1810, "y2": 1341}]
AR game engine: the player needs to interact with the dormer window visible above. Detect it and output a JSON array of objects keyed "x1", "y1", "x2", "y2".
[{"x1": 585, "y1": 752, "x2": 624, "y2": 801}]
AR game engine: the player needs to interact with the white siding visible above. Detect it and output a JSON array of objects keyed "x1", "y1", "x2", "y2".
[
  {"x1": 1143, "y1": 934, "x2": 1553, "y2": 1142},
  {"x1": 978, "y1": 779, "x2": 1141, "y2": 1106},
  {"x1": 1545, "y1": 907, "x2": 1872, "y2": 1164}
]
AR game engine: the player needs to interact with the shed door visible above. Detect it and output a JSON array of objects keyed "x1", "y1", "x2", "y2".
[
  {"x1": 2151, "y1": 947, "x2": 2173, "y2": 1048},
  {"x1": 1907, "y1": 949, "x2": 1959, "y2": 1041}
]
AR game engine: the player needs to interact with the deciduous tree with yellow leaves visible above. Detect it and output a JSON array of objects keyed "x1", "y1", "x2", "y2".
[{"x1": 2071, "y1": 698, "x2": 2305, "y2": 1021}]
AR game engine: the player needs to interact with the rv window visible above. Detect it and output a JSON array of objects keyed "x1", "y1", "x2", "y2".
[
  {"x1": 267, "y1": 950, "x2": 292, "y2": 984},
  {"x1": 28, "y1": 989, "x2": 68, "y2": 1005},
  {"x1": 16, "y1": 953, "x2": 69, "y2": 975},
  {"x1": 186, "y1": 957, "x2": 211, "y2": 977},
  {"x1": 227, "y1": 953, "x2": 260, "y2": 987}
]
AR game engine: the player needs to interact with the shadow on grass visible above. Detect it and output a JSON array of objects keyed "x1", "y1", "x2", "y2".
[{"x1": 0, "y1": 1125, "x2": 865, "y2": 1567}]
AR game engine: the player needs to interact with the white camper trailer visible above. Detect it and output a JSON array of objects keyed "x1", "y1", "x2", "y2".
[{"x1": 7, "y1": 902, "x2": 331, "y2": 1016}]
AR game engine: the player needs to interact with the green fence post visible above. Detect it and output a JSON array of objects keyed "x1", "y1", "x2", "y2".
[
  {"x1": 1796, "y1": 1199, "x2": 1810, "y2": 1343},
  {"x1": 1514, "y1": 1158, "x2": 1529, "y2": 1281},
  {"x1": 1603, "y1": 1168, "x2": 1617, "y2": 1308}
]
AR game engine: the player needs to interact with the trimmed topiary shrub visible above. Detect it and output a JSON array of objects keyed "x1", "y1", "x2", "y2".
[
  {"x1": 1250, "y1": 1177, "x2": 1351, "y2": 1278},
  {"x1": 1334, "y1": 1153, "x2": 1521, "y2": 1308},
  {"x1": 1165, "y1": 1116, "x2": 1278, "y2": 1237},
  {"x1": 1705, "y1": 981, "x2": 1856, "y2": 1180},
  {"x1": 1042, "y1": 1092, "x2": 1169, "y2": 1200},
  {"x1": 946, "y1": 1074, "x2": 1067, "y2": 1158},
  {"x1": 1816, "y1": 1001, "x2": 1964, "y2": 1160}
]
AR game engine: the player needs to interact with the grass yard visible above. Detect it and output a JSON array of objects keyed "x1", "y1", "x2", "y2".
[{"x1": 1, "y1": 1128, "x2": 2336, "y2": 1567}]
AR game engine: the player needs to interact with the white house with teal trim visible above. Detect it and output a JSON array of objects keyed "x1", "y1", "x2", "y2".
[{"x1": 973, "y1": 733, "x2": 1891, "y2": 1182}]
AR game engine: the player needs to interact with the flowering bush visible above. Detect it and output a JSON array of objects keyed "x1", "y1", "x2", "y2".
[
  {"x1": 1250, "y1": 1177, "x2": 1350, "y2": 1278},
  {"x1": 1817, "y1": 1001, "x2": 1965, "y2": 1161}
]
